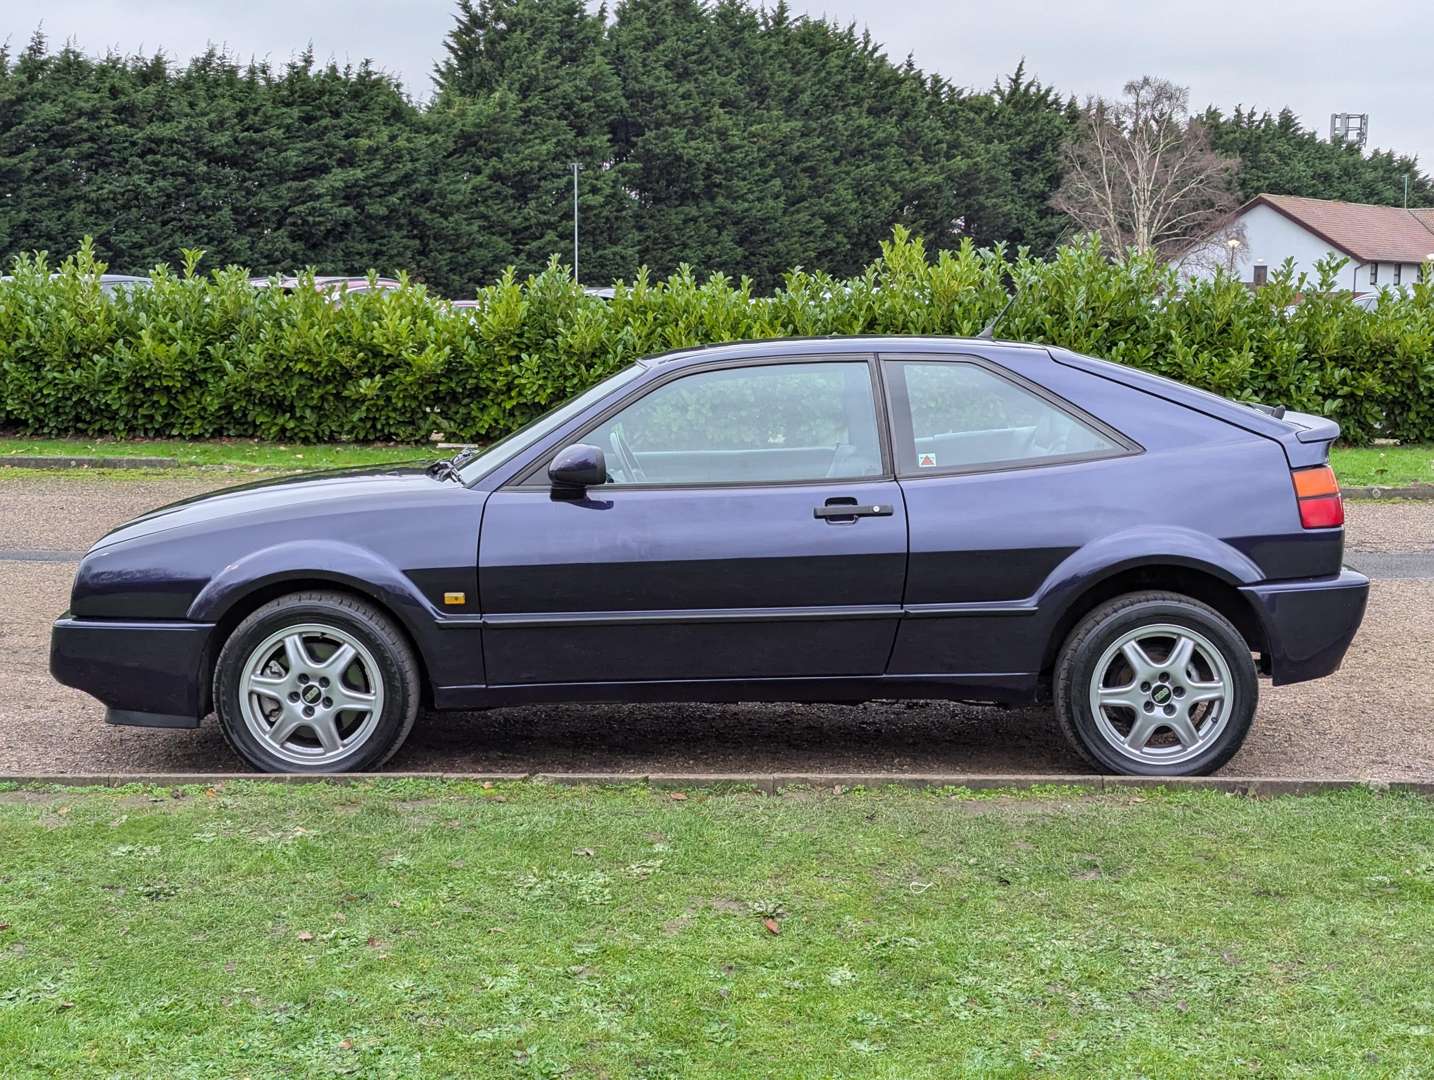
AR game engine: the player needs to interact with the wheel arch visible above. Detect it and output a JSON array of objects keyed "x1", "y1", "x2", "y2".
[
  {"x1": 197, "y1": 574, "x2": 435, "y2": 716},
  {"x1": 1038, "y1": 561, "x2": 1269, "y2": 688}
]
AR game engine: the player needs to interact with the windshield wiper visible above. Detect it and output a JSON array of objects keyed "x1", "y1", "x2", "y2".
[
  {"x1": 426, "y1": 459, "x2": 459, "y2": 482},
  {"x1": 447, "y1": 445, "x2": 482, "y2": 469},
  {"x1": 427, "y1": 444, "x2": 482, "y2": 483}
]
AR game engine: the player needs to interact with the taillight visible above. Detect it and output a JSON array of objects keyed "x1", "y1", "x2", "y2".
[{"x1": 1292, "y1": 465, "x2": 1343, "y2": 528}]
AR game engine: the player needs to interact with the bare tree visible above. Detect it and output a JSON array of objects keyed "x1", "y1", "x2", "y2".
[
  {"x1": 1175, "y1": 217, "x2": 1249, "y2": 278},
  {"x1": 1053, "y1": 76, "x2": 1240, "y2": 257}
]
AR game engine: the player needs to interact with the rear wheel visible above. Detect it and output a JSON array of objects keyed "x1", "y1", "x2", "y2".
[
  {"x1": 214, "y1": 591, "x2": 420, "y2": 773},
  {"x1": 1054, "y1": 591, "x2": 1257, "y2": 776}
]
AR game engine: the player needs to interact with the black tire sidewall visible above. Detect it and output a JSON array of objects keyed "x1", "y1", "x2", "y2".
[
  {"x1": 1059, "y1": 598, "x2": 1257, "y2": 776},
  {"x1": 215, "y1": 599, "x2": 414, "y2": 774}
]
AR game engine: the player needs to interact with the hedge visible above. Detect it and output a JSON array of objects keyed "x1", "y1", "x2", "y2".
[{"x1": 1, "y1": 231, "x2": 1432, "y2": 445}]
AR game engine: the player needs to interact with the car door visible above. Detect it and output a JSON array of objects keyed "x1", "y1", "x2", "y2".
[
  {"x1": 477, "y1": 355, "x2": 908, "y2": 686},
  {"x1": 880, "y1": 351, "x2": 1138, "y2": 679}
]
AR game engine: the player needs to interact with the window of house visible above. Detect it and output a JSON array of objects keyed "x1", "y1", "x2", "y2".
[
  {"x1": 1252, "y1": 263, "x2": 1268, "y2": 286},
  {"x1": 582, "y1": 361, "x2": 884, "y2": 486},
  {"x1": 1394, "y1": 264, "x2": 1403, "y2": 285},
  {"x1": 883, "y1": 360, "x2": 1126, "y2": 475},
  {"x1": 1369, "y1": 263, "x2": 1379, "y2": 285}
]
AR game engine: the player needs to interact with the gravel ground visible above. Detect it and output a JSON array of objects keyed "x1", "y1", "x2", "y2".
[
  {"x1": 0, "y1": 472, "x2": 228, "y2": 551},
  {"x1": 1342, "y1": 499, "x2": 1434, "y2": 551},
  {"x1": 2, "y1": 472, "x2": 1431, "y2": 778}
]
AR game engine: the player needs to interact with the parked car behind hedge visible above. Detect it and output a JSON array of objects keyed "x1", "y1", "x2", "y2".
[
  {"x1": 248, "y1": 275, "x2": 402, "y2": 299},
  {"x1": 0, "y1": 272, "x2": 151, "y2": 295}
]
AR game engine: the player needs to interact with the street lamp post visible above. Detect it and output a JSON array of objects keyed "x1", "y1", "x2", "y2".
[{"x1": 571, "y1": 163, "x2": 582, "y2": 285}]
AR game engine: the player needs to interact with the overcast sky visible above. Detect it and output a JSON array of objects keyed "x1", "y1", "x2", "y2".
[{"x1": 12, "y1": 0, "x2": 1432, "y2": 167}]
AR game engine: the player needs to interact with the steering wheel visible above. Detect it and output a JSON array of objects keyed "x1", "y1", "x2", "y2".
[{"x1": 608, "y1": 426, "x2": 647, "y2": 484}]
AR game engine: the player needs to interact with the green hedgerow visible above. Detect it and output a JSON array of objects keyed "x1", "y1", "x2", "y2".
[{"x1": 2, "y1": 230, "x2": 1431, "y2": 445}]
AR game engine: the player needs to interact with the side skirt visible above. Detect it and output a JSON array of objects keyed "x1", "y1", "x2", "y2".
[{"x1": 432, "y1": 672, "x2": 1039, "y2": 710}]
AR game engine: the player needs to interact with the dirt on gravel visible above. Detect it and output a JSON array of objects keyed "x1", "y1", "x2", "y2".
[{"x1": 2, "y1": 473, "x2": 1431, "y2": 778}]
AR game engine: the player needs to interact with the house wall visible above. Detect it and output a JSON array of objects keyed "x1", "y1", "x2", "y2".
[
  {"x1": 1243, "y1": 204, "x2": 1351, "y2": 285},
  {"x1": 1364, "y1": 261, "x2": 1427, "y2": 290},
  {"x1": 1179, "y1": 203, "x2": 1427, "y2": 292}
]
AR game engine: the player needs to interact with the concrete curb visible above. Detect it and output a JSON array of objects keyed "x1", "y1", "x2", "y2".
[
  {"x1": 1, "y1": 772, "x2": 1430, "y2": 797},
  {"x1": 1, "y1": 454, "x2": 180, "y2": 470},
  {"x1": 1344, "y1": 485, "x2": 1434, "y2": 500}
]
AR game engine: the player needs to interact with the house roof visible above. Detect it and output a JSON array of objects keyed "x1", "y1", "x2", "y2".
[{"x1": 1247, "y1": 194, "x2": 1434, "y2": 264}]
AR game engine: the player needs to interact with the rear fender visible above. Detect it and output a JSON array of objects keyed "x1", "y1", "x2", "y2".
[{"x1": 1035, "y1": 526, "x2": 1264, "y2": 622}]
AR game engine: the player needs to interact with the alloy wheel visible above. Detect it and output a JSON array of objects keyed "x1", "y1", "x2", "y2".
[
  {"x1": 238, "y1": 622, "x2": 385, "y2": 768},
  {"x1": 1087, "y1": 622, "x2": 1233, "y2": 767}
]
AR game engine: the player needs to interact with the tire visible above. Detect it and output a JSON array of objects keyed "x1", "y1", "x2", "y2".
[
  {"x1": 213, "y1": 590, "x2": 420, "y2": 773},
  {"x1": 1053, "y1": 591, "x2": 1257, "y2": 776}
]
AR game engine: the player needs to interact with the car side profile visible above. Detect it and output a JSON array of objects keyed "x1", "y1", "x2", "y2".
[{"x1": 50, "y1": 336, "x2": 1369, "y2": 776}]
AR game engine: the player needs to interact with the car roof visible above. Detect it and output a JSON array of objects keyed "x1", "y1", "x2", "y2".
[{"x1": 637, "y1": 335, "x2": 1047, "y2": 369}]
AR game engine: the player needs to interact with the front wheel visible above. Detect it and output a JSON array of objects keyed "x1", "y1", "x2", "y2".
[
  {"x1": 213, "y1": 591, "x2": 420, "y2": 773},
  {"x1": 1054, "y1": 591, "x2": 1257, "y2": 776}
]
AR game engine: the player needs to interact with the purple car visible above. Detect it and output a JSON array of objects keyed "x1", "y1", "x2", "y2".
[{"x1": 50, "y1": 336, "x2": 1366, "y2": 775}]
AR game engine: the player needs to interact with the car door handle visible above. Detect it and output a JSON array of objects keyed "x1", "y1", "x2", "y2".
[{"x1": 813, "y1": 502, "x2": 893, "y2": 520}]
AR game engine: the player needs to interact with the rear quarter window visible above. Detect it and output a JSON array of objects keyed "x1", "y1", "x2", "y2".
[{"x1": 886, "y1": 359, "x2": 1127, "y2": 475}]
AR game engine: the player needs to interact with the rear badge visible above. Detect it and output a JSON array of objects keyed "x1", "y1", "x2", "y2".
[
  {"x1": 443, "y1": 592, "x2": 467, "y2": 606},
  {"x1": 918, "y1": 453, "x2": 937, "y2": 467}
]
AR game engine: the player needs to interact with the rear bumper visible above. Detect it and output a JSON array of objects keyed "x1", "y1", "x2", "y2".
[
  {"x1": 50, "y1": 614, "x2": 212, "y2": 727},
  {"x1": 1240, "y1": 569, "x2": 1369, "y2": 686}
]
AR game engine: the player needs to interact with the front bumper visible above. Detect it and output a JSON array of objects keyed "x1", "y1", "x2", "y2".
[
  {"x1": 50, "y1": 614, "x2": 213, "y2": 727},
  {"x1": 1240, "y1": 569, "x2": 1370, "y2": 686}
]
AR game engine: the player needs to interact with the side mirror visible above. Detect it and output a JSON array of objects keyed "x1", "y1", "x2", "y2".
[{"x1": 548, "y1": 443, "x2": 607, "y2": 489}]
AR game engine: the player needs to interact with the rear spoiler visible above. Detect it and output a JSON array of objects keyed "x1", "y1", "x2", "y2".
[
  {"x1": 1049, "y1": 348, "x2": 1339, "y2": 467},
  {"x1": 1275, "y1": 409, "x2": 1341, "y2": 445}
]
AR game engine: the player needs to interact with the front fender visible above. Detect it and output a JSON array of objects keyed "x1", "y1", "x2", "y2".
[
  {"x1": 185, "y1": 539, "x2": 486, "y2": 693},
  {"x1": 1034, "y1": 526, "x2": 1265, "y2": 622},
  {"x1": 186, "y1": 540, "x2": 438, "y2": 633}
]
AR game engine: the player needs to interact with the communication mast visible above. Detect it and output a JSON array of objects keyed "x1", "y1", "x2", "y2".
[{"x1": 1330, "y1": 113, "x2": 1369, "y2": 149}]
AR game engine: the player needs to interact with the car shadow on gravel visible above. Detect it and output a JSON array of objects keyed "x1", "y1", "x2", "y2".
[{"x1": 387, "y1": 699, "x2": 1090, "y2": 775}]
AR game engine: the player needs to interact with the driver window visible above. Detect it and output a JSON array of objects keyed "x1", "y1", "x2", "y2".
[{"x1": 586, "y1": 361, "x2": 883, "y2": 486}]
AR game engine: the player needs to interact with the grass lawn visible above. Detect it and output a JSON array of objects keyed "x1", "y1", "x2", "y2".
[
  {"x1": 0, "y1": 436, "x2": 431, "y2": 472},
  {"x1": 1329, "y1": 444, "x2": 1434, "y2": 488},
  {"x1": 0, "y1": 781, "x2": 1431, "y2": 1078}
]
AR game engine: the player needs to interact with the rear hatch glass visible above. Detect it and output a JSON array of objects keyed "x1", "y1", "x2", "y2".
[{"x1": 1050, "y1": 348, "x2": 1339, "y2": 446}]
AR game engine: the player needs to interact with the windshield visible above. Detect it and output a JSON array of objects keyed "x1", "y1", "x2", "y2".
[{"x1": 456, "y1": 364, "x2": 645, "y2": 484}]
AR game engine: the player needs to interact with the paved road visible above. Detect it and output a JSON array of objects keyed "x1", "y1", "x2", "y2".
[
  {"x1": 1343, "y1": 550, "x2": 1434, "y2": 579},
  {"x1": 0, "y1": 548, "x2": 87, "y2": 563},
  {"x1": 2, "y1": 473, "x2": 1432, "y2": 778}
]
